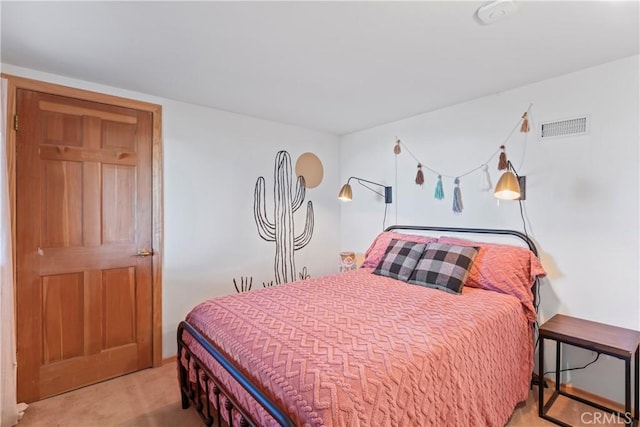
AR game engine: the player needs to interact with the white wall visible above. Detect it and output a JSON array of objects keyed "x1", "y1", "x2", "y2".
[
  {"x1": 340, "y1": 55, "x2": 640, "y2": 404},
  {"x1": 4, "y1": 55, "x2": 638, "y2": 404},
  {"x1": 2, "y1": 64, "x2": 342, "y2": 358}
]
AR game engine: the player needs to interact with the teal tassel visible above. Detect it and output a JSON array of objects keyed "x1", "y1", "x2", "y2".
[
  {"x1": 434, "y1": 175, "x2": 444, "y2": 200},
  {"x1": 453, "y1": 177, "x2": 463, "y2": 213}
]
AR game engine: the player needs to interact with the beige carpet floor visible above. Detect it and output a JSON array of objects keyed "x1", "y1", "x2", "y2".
[{"x1": 18, "y1": 363, "x2": 623, "y2": 427}]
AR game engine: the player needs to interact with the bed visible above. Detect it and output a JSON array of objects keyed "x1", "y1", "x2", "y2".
[{"x1": 177, "y1": 225, "x2": 546, "y2": 426}]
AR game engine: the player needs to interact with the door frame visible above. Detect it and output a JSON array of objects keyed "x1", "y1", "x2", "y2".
[{"x1": 3, "y1": 74, "x2": 164, "y2": 367}]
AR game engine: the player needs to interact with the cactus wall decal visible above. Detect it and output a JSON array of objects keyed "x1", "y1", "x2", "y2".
[
  {"x1": 298, "y1": 266, "x2": 311, "y2": 281},
  {"x1": 233, "y1": 277, "x2": 252, "y2": 293},
  {"x1": 254, "y1": 151, "x2": 314, "y2": 284}
]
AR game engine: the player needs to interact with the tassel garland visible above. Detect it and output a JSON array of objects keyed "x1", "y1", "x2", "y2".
[
  {"x1": 393, "y1": 105, "x2": 533, "y2": 215},
  {"x1": 520, "y1": 112, "x2": 530, "y2": 133},
  {"x1": 480, "y1": 164, "x2": 492, "y2": 191},
  {"x1": 393, "y1": 138, "x2": 402, "y2": 155},
  {"x1": 452, "y1": 177, "x2": 463, "y2": 213},
  {"x1": 434, "y1": 175, "x2": 444, "y2": 200},
  {"x1": 415, "y1": 163, "x2": 424, "y2": 186},
  {"x1": 498, "y1": 145, "x2": 508, "y2": 171}
]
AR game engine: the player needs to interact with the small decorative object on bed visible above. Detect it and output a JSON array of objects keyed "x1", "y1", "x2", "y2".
[
  {"x1": 372, "y1": 238, "x2": 426, "y2": 282},
  {"x1": 178, "y1": 225, "x2": 546, "y2": 427},
  {"x1": 408, "y1": 243, "x2": 479, "y2": 294}
]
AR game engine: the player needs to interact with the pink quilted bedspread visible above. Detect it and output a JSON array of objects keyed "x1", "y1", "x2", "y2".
[{"x1": 182, "y1": 268, "x2": 533, "y2": 426}]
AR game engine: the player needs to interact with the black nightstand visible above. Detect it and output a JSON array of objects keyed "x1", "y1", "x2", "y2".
[{"x1": 538, "y1": 314, "x2": 640, "y2": 426}]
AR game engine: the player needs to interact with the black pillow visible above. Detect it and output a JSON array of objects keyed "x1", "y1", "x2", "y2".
[
  {"x1": 372, "y1": 239, "x2": 426, "y2": 282},
  {"x1": 408, "y1": 243, "x2": 479, "y2": 294}
]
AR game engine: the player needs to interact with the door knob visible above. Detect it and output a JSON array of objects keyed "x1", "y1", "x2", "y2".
[{"x1": 136, "y1": 248, "x2": 154, "y2": 257}]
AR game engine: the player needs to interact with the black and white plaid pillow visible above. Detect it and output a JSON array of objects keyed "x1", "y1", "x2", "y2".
[
  {"x1": 372, "y1": 239, "x2": 426, "y2": 282},
  {"x1": 408, "y1": 243, "x2": 479, "y2": 294}
]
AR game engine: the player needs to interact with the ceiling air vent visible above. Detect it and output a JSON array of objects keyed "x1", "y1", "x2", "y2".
[{"x1": 539, "y1": 116, "x2": 590, "y2": 140}]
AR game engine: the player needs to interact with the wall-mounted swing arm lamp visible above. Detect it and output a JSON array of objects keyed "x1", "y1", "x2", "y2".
[
  {"x1": 494, "y1": 160, "x2": 526, "y2": 200},
  {"x1": 338, "y1": 177, "x2": 393, "y2": 204}
]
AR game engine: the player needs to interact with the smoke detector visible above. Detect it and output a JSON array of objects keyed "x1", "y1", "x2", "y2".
[{"x1": 476, "y1": 0, "x2": 517, "y2": 25}]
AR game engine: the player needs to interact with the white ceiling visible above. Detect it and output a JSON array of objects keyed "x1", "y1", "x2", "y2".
[{"x1": 2, "y1": 1, "x2": 638, "y2": 135}]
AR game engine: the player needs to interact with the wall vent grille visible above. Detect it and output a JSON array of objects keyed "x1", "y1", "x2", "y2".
[{"x1": 539, "y1": 116, "x2": 589, "y2": 139}]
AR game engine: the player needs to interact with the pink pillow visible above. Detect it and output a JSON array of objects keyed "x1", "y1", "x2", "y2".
[
  {"x1": 362, "y1": 231, "x2": 437, "y2": 268},
  {"x1": 437, "y1": 236, "x2": 546, "y2": 322}
]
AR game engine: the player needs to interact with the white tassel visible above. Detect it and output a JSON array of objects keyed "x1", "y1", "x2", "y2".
[{"x1": 480, "y1": 164, "x2": 492, "y2": 191}]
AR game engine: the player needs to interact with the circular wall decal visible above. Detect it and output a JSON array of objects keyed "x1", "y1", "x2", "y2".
[{"x1": 295, "y1": 152, "x2": 323, "y2": 189}]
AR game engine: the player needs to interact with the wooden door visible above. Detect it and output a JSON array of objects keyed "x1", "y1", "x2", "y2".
[{"x1": 16, "y1": 89, "x2": 153, "y2": 402}]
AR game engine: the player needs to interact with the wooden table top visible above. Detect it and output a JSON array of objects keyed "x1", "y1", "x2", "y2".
[{"x1": 539, "y1": 314, "x2": 640, "y2": 358}]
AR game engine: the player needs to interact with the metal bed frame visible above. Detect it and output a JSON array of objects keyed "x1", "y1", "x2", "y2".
[{"x1": 177, "y1": 225, "x2": 541, "y2": 426}]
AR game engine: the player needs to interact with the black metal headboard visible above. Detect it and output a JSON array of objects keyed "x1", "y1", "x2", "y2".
[
  {"x1": 385, "y1": 225, "x2": 538, "y2": 256},
  {"x1": 384, "y1": 225, "x2": 540, "y2": 307}
]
